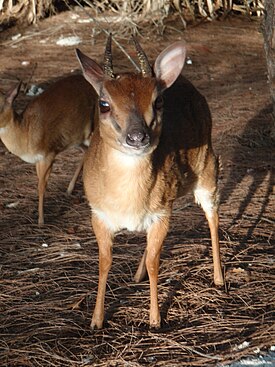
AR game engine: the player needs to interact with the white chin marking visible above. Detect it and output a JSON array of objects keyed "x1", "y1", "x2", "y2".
[{"x1": 112, "y1": 148, "x2": 145, "y2": 165}]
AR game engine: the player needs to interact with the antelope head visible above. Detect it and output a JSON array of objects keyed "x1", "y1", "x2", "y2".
[{"x1": 76, "y1": 35, "x2": 186, "y2": 156}]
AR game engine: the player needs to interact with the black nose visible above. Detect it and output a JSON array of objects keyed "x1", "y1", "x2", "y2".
[{"x1": 126, "y1": 129, "x2": 150, "y2": 148}]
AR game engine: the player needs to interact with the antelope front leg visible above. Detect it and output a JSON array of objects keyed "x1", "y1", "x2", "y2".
[
  {"x1": 146, "y1": 217, "x2": 169, "y2": 328},
  {"x1": 91, "y1": 215, "x2": 113, "y2": 329}
]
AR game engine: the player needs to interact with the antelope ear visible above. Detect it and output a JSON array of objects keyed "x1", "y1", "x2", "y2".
[
  {"x1": 154, "y1": 41, "x2": 186, "y2": 89},
  {"x1": 76, "y1": 49, "x2": 104, "y2": 95},
  {"x1": 6, "y1": 81, "x2": 21, "y2": 105}
]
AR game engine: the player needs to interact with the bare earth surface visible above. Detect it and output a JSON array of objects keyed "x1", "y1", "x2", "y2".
[{"x1": 0, "y1": 9, "x2": 274, "y2": 367}]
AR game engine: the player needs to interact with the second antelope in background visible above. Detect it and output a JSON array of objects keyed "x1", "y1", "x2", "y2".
[
  {"x1": 76, "y1": 35, "x2": 224, "y2": 329},
  {"x1": 0, "y1": 75, "x2": 97, "y2": 225}
]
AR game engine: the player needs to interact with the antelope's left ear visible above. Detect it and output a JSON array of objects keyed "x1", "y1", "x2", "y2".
[
  {"x1": 76, "y1": 48, "x2": 105, "y2": 95},
  {"x1": 154, "y1": 41, "x2": 186, "y2": 90}
]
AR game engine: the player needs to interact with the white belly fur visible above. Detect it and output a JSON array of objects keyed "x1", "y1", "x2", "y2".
[
  {"x1": 92, "y1": 206, "x2": 166, "y2": 233},
  {"x1": 0, "y1": 129, "x2": 45, "y2": 164},
  {"x1": 19, "y1": 152, "x2": 44, "y2": 164}
]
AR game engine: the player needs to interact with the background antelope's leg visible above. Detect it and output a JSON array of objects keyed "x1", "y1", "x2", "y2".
[
  {"x1": 67, "y1": 155, "x2": 84, "y2": 195},
  {"x1": 146, "y1": 217, "x2": 169, "y2": 328},
  {"x1": 134, "y1": 249, "x2": 147, "y2": 283},
  {"x1": 36, "y1": 158, "x2": 54, "y2": 225},
  {"x1": 91, "y1": 215, "x2": 113, "y2": 329}
]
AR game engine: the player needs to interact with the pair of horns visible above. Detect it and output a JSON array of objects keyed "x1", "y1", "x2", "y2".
[{"x1": 104, "y1": 34, "x2": 152, "y2": 78}]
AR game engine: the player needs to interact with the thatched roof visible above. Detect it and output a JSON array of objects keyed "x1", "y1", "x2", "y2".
[{"x1": 0, "y1": 0, "x2": 264, "y2": 29}]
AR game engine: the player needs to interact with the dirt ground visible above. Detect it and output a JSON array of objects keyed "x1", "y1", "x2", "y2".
[{"x1": 0, "y1": 8, "x2": 274, "y2": 367}]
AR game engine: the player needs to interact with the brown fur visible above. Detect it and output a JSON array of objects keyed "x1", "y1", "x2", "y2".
[
  {"x1": 77, "y1": 42, "x2": 224, "y2": 329},
  {"x1": 0, "y1": 74, "x2": 97, "y2": 224}
]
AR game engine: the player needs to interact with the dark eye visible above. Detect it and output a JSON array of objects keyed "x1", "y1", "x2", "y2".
[
  {"x1": 154, "y1": 95, "x2": 163, "y2": 110},
  {"x1": 99, "y1": 100, "x2": 110, "y2": 113}
]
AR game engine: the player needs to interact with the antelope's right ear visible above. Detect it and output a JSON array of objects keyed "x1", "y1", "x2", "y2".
[
  {"x1": 154, "y1": 41, "x2": 186, "y2": 90},
  {"x1": 76, "y1": 49, "x2": 104, "y2": 95},
  {"x1": 6, "y1": 81, "x2": 21, "y2": 105}
]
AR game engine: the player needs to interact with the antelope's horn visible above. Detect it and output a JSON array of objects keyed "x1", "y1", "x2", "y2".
[
  {"x1": 104, "y1": 33, "x2": 115, "y2": 79},
  {"x1": 132, "y1": 36, "x2": 152, "y2": 77}
]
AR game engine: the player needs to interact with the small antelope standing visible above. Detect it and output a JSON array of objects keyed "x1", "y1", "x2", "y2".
[
  {"x1": 0, "y1": 74, "x2": 97, "y2": 224},
  {"x1": 76, "y1": 35, "x2": 224, "y2": 329}
]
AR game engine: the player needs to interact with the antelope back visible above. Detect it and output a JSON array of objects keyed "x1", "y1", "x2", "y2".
[
  {"x1": 0, "y1": 75, "x2": 97, "y2": 156},
  {"x1": 24, "y1": 75, "x2": 97, "y2": 151}
]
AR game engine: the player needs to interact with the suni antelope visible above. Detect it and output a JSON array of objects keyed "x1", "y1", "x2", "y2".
[
  {"x1": 76, "y1": 35, "x2": 224, "y2": 329},
  {"x1": 0, "y1": 74, "x2": 97, "y2": 224}
]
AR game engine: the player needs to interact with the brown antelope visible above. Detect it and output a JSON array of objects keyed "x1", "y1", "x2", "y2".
[
  {"x1": 76, "y1": 35, "x2": 224, "y2": 329},
  {"x1": 0, "y1": 74, "x2": 97, "y2": 224}
]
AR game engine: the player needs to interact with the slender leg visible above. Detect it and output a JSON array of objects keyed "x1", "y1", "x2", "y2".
[
  {"x1": 91, "y1": 215, "x2": 113, "y2": 329},
  {"x1": 36, "y1": 158, "x2": 54, "y2": 225},
  {"x1": 146, "y1": 217, "x2": 169, "y2": 328},
  {"x1": 205, "y1": 209, "x2": 224, "y2": 286},
  {"x1": 67, "y1": 156, "x2": 84, "y2": 195},
  {"x1": 194, "y1": 187, "x2": 224, "y2": 286},
  {"x1": 134, "y1": 249, "x2": 147, "y2": 283}
]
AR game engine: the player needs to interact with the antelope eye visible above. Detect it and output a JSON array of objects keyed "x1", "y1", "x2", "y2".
[
  {"x1": 99, "y1": 100, "x2": 110, "y2": 113},
  {"x1": 154, "y1": 95, "x2": 163, "y2": 110}
]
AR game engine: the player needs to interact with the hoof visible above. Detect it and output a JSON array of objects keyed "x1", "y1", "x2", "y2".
[
  {"x1": 149, "y1": 317, "x2": 161, "y2": 330},
  {"x1": 90, "y1": 317, "x2": 104, "y2": 330},
  {"x1": 214, "y1": 276, "x2": 224, "y2": 287},
  {"x1": 38, "y1": 218, "x2": 44, "y2": 225}
]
